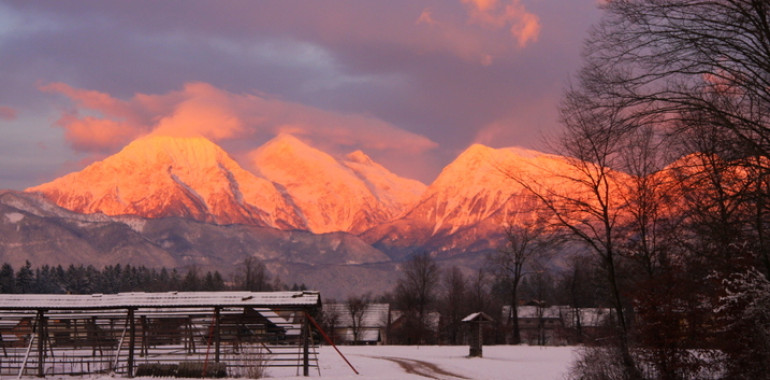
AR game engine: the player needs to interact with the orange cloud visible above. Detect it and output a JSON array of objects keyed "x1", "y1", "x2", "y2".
[
  {"x1": 462, "y1": 0, "x2": 541, "y2": 48},
  {"x1": 42, "y1": 81, "x2": 437, "y2": 157},
  {"x1": 0, "y1": 105, "x2": 17, "y2": 121},
  {"x1": 464, "y1": 0, "x2": 498, "y2": 12},
  {"x1": 56, "y1": 114, "x2": 142, "y2": 152},
  {"x1": 151, "y1": 83, "x2": 244, "y2": 139}
]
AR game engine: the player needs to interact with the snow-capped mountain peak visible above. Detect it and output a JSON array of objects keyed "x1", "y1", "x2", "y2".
[
  {"x1": 26, "y1": 135, "x2": 308, "y2": 229},
  {"x1": 250, "y1": 134, "x2": 425, "y2": 233}
]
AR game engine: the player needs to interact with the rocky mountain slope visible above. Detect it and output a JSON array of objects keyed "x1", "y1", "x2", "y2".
[
  {"x1": 361, "y1": 144, "x2": 581, "y2": 260},
  {"x1": 15, "y1": 134, "x2": 610, "y2": 296},
  {"x1": 0, "y1": 190, "x2": 393, "y2": 298},
  {"x1": 28, "y1": 134, "x2": 426, "y2": 235},
  {"x1": 249, "y1": 134, "x2": 425, "y2": 234},
  {"x1": 26, "y1": 136, "x2": 308, "y2": 229}
]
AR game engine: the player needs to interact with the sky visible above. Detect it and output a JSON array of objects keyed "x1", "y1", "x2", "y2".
[{"x1": 0, "y1": 0, "x2": 602, "y2": 190}]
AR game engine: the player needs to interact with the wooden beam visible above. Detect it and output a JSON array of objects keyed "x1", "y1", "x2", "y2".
[
  {"x1": 36, "y1": 310, "x2": 45, "y2": 377},
  {"x1": 303, "y1": 311, "x2": 310, "y2": 377},
  {"x1": 214, "y1": 307, "x2": 221, "y2": 364},
  {"x1": 128, "y1": 308, "x2": 136, "y2": 377}
]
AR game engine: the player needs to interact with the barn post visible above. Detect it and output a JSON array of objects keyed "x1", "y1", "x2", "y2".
[
  {"x1": 127, "y1": 308, "x2": 136, "y2": 377},
  {"x1": 36, "y1": 309, "x2": 46, "y2": 377},
  {"x1": 214, "y1": 307, "x2": 221, "y2": 364},
  {"x1": 303, "y1": 309, "x2": 310, "y2": 377}
]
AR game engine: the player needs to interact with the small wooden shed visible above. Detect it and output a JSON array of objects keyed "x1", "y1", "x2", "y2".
[{"x1": 462, "y1": 312, "x2": 494, "y2": 357}]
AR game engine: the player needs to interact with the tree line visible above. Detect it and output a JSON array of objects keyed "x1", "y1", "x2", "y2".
[
  {"x1": 0, "y1": 257, "x2": 307, "y2": 295},
  {"x1": 501, "y1": 1, "x2": 770, "y2": 379},
  {"x1": 327, "y1": 250, "x2": 608, "y2": 347},
  {"x1": 339, "y1": 2, "x2": 770, "y2": 379}
]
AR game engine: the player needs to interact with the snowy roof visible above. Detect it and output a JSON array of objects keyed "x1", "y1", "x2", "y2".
[
  {"x1": 502, "y1": 305, "x2": 612, "y2": 327},
  {"x1": 0, "y1": 291, "x2": 321, "y2": 310},
  {"x1": 462, "y1": 312, "x2": 494, "y2": 323}
]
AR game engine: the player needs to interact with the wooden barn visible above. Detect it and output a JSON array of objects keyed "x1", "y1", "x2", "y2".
[{"x1": 0, "y1": 291, "x2": 321, "y2": 377}]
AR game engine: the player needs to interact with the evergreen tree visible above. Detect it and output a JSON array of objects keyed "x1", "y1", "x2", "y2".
[
  {"x1": 15, "y1": 261, "x2": 33, "y2": 294},
  {"x1": 0, "y1": 263, "x2": 14, "y2": 294}
]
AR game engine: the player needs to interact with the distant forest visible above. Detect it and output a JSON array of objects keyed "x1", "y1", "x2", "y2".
[{"x1": 0, "y1": 258, "x2": 307, "y2": 295}]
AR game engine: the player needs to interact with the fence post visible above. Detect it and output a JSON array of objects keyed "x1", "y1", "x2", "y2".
[
  {"x1": 214, "y1": 307, "x2": 221, "y2": 364},
  {"x1": 36, "y1": 310, "x2": 46, "y2": 377},
  {"x1": 303, "y1": 311, "x2": 310, "y2": 377},
  {"x1": 128, "y1": 308, "x2": 136, "y2": 377}
]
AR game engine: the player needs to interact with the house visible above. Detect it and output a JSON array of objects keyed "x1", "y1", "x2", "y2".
[
  {"x1": 387, "y1": 309, "x2": 441, "y2": 345},
  {"x1": 502, "y1": 304, "x2": 613, "y2": 345},
  {"x1": 322, "y1": 303, "x2": 390, "y2": 345}
]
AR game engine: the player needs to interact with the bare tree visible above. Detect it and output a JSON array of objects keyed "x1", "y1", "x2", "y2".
[
  {"x1": 234, "y1": 257, "x2": 271, "y2": 291},
  {"x1": 505, "y1": 76, "x2": 643, "y2": 376},
  {"x1": 440, "y1": 266, "x2": 469, "y2": 345},
  {"x1": 393, "y1": 252, "x2": 441, "y2": 344},
  {"x1": 584, "y1": 0, "x2": 770, "y2": 279},
  {"x1": 558, "y1": 1, "x2": 770, "y2": 378},
  {"x1": 321, "y1": 303, "x2": 341, "y2": 344},
  {"x1": 489, "y1": 204, "x2": 558, "y2": 344},
  {"x1": 556, "y1": 254, "x2": 600, "y2": 344},
  {"x1": 346, "y1": 293, "x2": 371, "y2": 344}
]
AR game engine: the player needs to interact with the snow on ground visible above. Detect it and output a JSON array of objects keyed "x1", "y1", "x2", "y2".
[
  {"x1": 250, "y1": 345, "x2": 576, "y2": 380},
  {"x1": 69, "y1": 345, "x2": 575, "y2": 380}
]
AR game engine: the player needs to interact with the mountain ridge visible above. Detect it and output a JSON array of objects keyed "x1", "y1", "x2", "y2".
[{"x1": 17, "y1": 134, "x2": 588, "y2": 296}]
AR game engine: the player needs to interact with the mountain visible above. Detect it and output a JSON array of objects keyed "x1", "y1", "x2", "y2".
[
  {"x1": 26, "y1": 135, "x2": 308, "y2": 229},
  {"x1": 249, "y1": 134, "x2": 426, "y2": 234},
  {"x1": 361, "y1": 144, "x2": 580, "y2": 260},
  {"x1": 18, "y1": 134, "x2": 609, "y2": 295},
  {"x1": 0, "y1": 190, "x2": 392, "y2": 298},
  {"x1": 27, "y1": 134, "x2": 426, "y2": 235}
]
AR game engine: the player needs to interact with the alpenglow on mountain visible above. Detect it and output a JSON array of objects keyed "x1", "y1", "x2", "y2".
[
  {"x1": 16, "y1": 135, "x2": 609, "y2": 296},
  {"x1": 26, "y1": 135, "x2": 427, "y2": 234}
]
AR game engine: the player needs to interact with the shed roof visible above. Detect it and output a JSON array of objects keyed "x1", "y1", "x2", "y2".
[
  {"x1": 0, "y1": 291, "x2": 321, "y2": 310},
  {"x1": 462, "y1": 311, "x2": 494, "y2": 323}
]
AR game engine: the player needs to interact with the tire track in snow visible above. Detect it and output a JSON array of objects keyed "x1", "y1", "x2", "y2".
[{"x1": 367, "y1": 355, "x2": 470, "y2": 379}]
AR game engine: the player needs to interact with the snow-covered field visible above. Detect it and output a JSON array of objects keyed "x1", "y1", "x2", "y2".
[
  {"x1": 52, "y1": 345, "x2": 576, "y2": 380},
  {"x1": 248, "y1": 345, "x2": 577, "y2": 380}
]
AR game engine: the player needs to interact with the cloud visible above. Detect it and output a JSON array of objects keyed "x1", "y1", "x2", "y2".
[
  {"x1": 151, "y1": 82, "x2": 245, "y2": 140},
  {"x1": 462, "y1": 0, "x2": 541, "y2": 48},
  {"x1": 0, "y1": 105, "x2": 17, "y2": 121},
  {"x1": 41, "y1": 81, "x2": 438, "y2": 158},
  {"x1": 416, "y1": 8, "x2": 438, "y2": 27}
]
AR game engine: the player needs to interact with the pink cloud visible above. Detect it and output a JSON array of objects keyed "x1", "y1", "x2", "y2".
[
  {"x1": 41, "y1": 81, "x2": 437, "y2": 158},
  {"x1": 416, "y1": 9, "x2": 438, "y2": 27},
  {"x1": 464, "y1": 0, "x2": 498, "y2": 12},
  {"x1": 56, "y1": 114, "x2": 142, "y2": 152},
  {"x1": 462, "y1": 0, "x2": 541, "y2": 48},
  {"x1": 151, "y1": 82, "x2": 245, "y2": 140},
  {"x1": 0, "y1": 105, "x2": 18, "y2": 121}
]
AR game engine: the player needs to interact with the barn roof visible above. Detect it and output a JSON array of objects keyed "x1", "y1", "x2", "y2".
[{"x1": 0, "y1": 291, "x2": 321, "y2": 310}]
